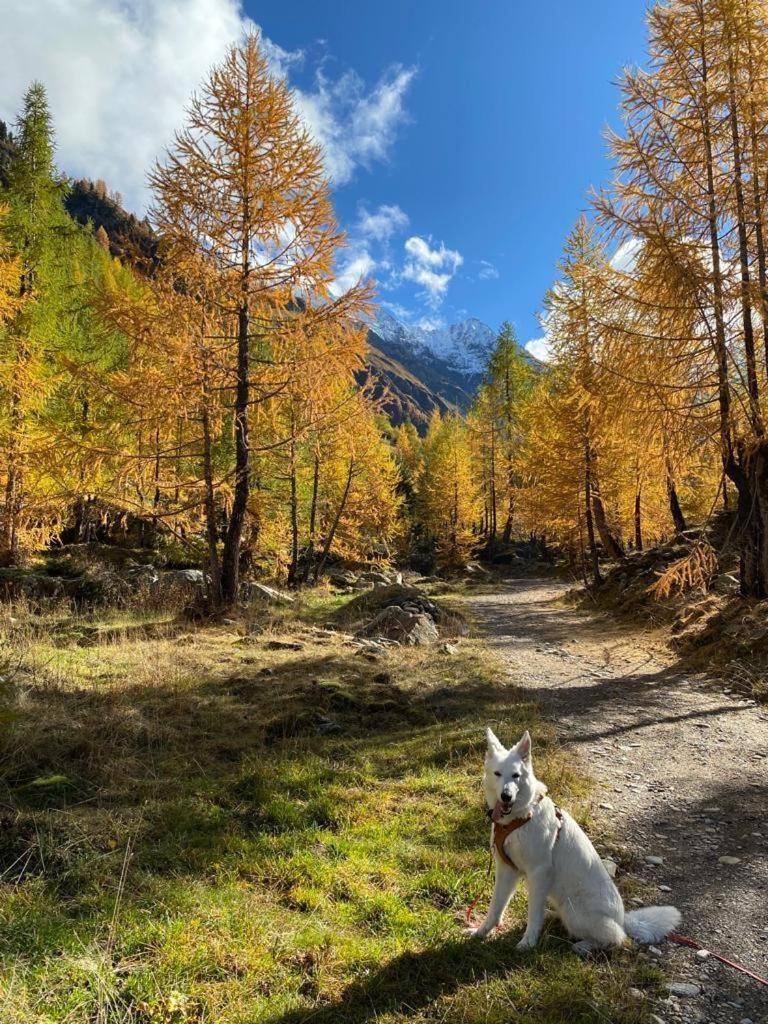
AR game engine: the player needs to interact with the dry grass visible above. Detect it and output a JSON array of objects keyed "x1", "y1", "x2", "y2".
[{"x1": 0, "y1": 592, "x2": 661, "y2": 1023}]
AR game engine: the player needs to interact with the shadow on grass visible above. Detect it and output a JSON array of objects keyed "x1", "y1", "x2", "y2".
[
  {"x1": 263, "y1": 931, "x2": 633, "y2": 1024},
  {"x1": 0, "y1": 637, "x2": 542, "y2": 896}
]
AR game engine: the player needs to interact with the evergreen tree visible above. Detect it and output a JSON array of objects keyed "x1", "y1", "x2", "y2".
[{"x1": 0, "y1": 83, "x2": 69, "y2": 563}]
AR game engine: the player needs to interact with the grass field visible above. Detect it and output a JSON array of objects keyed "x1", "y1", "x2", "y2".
[{"x1": 0, "y1": 593, "x2": 661, "y2": 1023}]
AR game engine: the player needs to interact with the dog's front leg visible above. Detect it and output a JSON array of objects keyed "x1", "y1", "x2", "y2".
[
  {"x1": 516, "y1": 867, "x2": 552, "y2": 950},
  {"x1": 470, "y1": 859, "x2": 519, "y2": 938}
]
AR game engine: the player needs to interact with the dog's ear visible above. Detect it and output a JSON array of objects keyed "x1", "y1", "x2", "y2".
[
  {"x1": 486, "y1": 727, "x2": 506, "y2": 758},
  {"x1": 514, "y1": 730, "x2": 532, "y2": 764}
]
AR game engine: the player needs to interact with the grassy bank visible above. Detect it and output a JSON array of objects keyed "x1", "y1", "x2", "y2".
[{"x1": 0, "y1": 594, "x2": 659, "y2": 1023}]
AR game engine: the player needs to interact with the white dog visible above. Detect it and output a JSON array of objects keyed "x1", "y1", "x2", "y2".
[{"x1": 469, "y1": 728, "x2": 681, "y2": 953}]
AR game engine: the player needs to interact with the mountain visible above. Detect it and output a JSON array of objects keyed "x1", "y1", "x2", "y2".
[
  {"x1": 364, "y1": 311, "x2": 538, "y2": 432},
  {"x1": 364, "y1": 318, "x2": 483, "y2": 431},
  {"x1": 372, "y1": 311, "x2": 496, "y2": 376}
]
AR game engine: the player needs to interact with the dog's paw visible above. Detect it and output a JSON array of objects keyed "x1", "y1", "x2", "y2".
[
  {"x1": 464, "y1": 923, "x2": 492, "y2": 939},
  {"x1": 515, "y1": 934, "x2": 538, "y2": 951},
  {"x1": 571, "y1": 940, "x2": 594, "y2": 958}
]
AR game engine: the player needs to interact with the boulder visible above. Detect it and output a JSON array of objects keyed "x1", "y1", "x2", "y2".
[
  {"x1": 245, "y1": 582, "x2": 295, "y2": 606},
  {"x1": 160, "y1": 569, "x2": 206, "y2": 588},
  {"x1": 329, "y1": 572, "x2": 359, "y2": 589},
  {"x1": 358, "y1": 605, "x2": 439, "y2": 646}
]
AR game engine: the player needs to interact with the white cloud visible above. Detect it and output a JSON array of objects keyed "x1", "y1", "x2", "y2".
[
  {"x1": 382, "y1": 301, "x2": 415, "y2": 321},
  {"x1": 525, "y1": 336, "x2": 552, "y2": 363},
  {"x1": 0, "y1": 0, "x2": 414, "y2": 212},
  {"x1": 357, "y1": 203, "x2": 409, "y2": 242},
  {"x1": 0, "y1": 0, "x2": 252, "y2": 213},
  {"x1": 329, "y1": 248, "x2": 377, "y2": 298},
  {"x1": 402, "y1": 235, "x2": 463, "y2": 307},
  {"x1": 292, "y1": 65, "x2": 415, "y2": 186},
  {"x1": 477, "y1": 259, "x2": 500, "y2": 281}
]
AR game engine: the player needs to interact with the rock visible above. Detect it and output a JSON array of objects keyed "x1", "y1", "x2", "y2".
[
  {"x1": 359, "y1": 605, "x2": 439, "y2": 646},
  {"x1": 629, "y1": 988, "x2": 645, "y2": 1000},
  {"x1": 601, "y1": 857, "x2": 618, "y2": 878},
  {"x1": 659, "y1": 884, "x2": 673, "y2": 892},
  {"x1": 265, "y1": 640, "x2": 304, "y2": 651},
  {"x1": 645, "y1": 855, "x2": 664, "y2": 866},
  {"x1": 717, "y1": 856, "x2": 741, "y2": 865},
  {"x1": 330, "y1": 572, "x2": 359, "y2": 588},
  {"x1": 711, "y1": 572, "x2": 740, "y2": 594},
  {"x1": 648, "y1": 945, "x2": 662, "y2": 957},
  {"x1": 166, "y1": 569, "x2": 205, "y2": 586},
  {"x1": 464, "y1": 561, "x2": 489, "y2": 575},
  {"x1": 649, "y1": 1016, "x2": 666, "y2": 1024},
  {"x1": 125, "y1": 563, "x2": 160, "y2": 586},
  {"x1": 246, "y1": 582, "x2": 295, "y2": 606},
  {"x1": 314, "y1": 716, "x2": 341, "y2": 735},
  {"x1": 666, "y1": 982, "x2": 701, "y2": 998},
  {"x1": 442, "y1": 643, "x2": 459, "y2": 655},
  {"x1": 694, "y1": 949, "x2": 710, "y2": 961}
]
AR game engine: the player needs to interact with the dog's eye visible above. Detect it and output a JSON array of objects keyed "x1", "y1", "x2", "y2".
[
  {"x1": 511, "y1": 772, "x2": 520, "y2": 780},
  {"x1": 493, "y1": 771, "x2": 502, "y2": 778}
]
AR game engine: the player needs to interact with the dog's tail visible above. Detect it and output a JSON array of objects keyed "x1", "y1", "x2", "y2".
[{"x1": 624, "y1": 906, "x2": 681, "y2": 944}]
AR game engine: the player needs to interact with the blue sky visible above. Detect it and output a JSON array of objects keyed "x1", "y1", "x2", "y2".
[
  {"x1": 251, "y1": 0, "x2": 651, "y2": 347},
  {"x1": 2, "y1": 0, "x2": 650, "y2": 351}
]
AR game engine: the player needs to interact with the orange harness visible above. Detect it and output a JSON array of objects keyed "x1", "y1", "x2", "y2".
[
  {"x1": 491, "y1": 795, "x2": 564, "y2": 872},
  {"x1": 465, "y1": 796, "x2": 564, "y2": 926}
]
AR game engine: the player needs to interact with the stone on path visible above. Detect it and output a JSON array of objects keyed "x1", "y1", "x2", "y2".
[{"x1": 666, "y1": 982, "x2": 701, "y2": 998}]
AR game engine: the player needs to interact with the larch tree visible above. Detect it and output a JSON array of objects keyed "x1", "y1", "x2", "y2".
[
  {"x1": 415, "y1": 412, "x2": 479, "y2": 568},
  {"x1": 148, "y1": 33, "x2": 367, "y2": 605},
  {"x1": 470, "y1": 322, "x2": 534, "y2": 546},
  {"x1": 544, "y1": 217, "x2": 627, "y2": 567},
  {"x1": 596, "y1": 0, "x2": 768, "y2": 596}
]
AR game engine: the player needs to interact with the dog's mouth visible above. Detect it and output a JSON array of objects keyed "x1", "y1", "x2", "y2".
[{"x1": 492, "y1": 799, "x2": 514, "y2": 823}]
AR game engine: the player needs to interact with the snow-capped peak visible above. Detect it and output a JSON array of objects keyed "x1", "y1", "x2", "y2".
[{"x1": 371, "y1": 311, "x2": 496, "y2": 376}]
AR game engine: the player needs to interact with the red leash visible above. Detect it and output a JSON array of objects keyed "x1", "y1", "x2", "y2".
[
  {"x1": 668, "y1": 932, "x2": 768, "y2": 988},
  {"x1": 465, "y1": 850, "x2": 493, "y2": 927}
]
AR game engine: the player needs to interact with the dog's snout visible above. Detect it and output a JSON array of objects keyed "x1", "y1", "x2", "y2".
[{"x1": 501, "y1": 787, "x2": 514, "y2": 803}]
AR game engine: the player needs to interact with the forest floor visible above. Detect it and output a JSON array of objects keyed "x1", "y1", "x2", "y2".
[{"x1": 466, "y1": 577, "x2": 768, "y2": 1024}]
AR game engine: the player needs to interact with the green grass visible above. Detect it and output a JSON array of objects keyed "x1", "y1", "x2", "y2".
[{"x1": 0, "y1": 594, "x2": 661, "y2": 1023}]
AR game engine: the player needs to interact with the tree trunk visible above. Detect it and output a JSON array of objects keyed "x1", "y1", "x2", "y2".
[
  {"x1": 665, "y1": 458, "x2": 687, "y2": 535},
  {"x1": 744, "y1": 14, "x2": 768, "y2": 378},
  {"x1": 201, "y1": 396, "x2": 222, "y2": 607},
  {"x1": 1, "y1": 370, "x2": 24, "y2": 566},
  {"x1": 300, "y1": 453, "x2": 320, "y2": 584},
  {"x1": 736, "y1": 441, "x2": 768, "y2": 598},
  {"x1": 287, "y1": 436, "x2": 300, "y2": 586},
  {"x1": 726, "y1": 44, "x2": 763, "y2": 434},
  {"x1": 634, "y1": 487, "x2": 643, "y2": 552},
  {"x1": 584, "y1": 443, "x2": 601, "y2": 584},
  {"x1": 314, "y1": 458, "x2": 354, "y2": 582},
  {"x1": 591, "y1": 475, "x2": 625, "y2": 560},
  {"x1": 221, "y1": 304, "x2": 250, "y2": 605}
]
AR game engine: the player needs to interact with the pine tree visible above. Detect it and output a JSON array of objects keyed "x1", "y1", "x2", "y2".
[{"x1": 0, "y1": 83, "x2": 69, "y2": 563}]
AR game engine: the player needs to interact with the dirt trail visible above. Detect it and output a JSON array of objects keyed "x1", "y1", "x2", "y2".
[{"x1": 469, "y1": 578, "x2": 768, "y2": 1024}]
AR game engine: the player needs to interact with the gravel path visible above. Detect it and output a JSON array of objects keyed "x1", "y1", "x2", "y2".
[{"x1": 469, "y1": 577, "x2": 768, "y2": 1024}]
